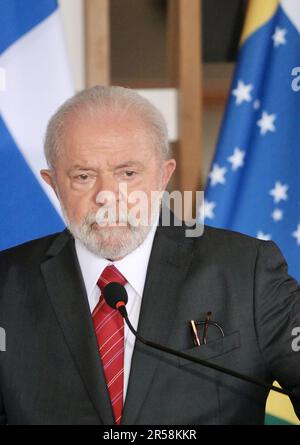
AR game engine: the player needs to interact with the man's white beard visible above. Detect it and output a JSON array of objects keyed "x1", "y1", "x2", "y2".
[{"x1": 60, "y1": 203, "x2": 160, "y2": 260}]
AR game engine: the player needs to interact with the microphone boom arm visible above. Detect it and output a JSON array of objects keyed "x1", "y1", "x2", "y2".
[
  {"x1": 124, "y1": 315, "x2": 297, "y2": 400},
  {"x1": 103, "y1": 283, "x2": 299, "y2": 402}
]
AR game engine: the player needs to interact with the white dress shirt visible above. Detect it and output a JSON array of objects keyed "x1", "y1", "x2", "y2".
[{"x1": 75, "y1": 221, "x2": 158, "y2": 401}]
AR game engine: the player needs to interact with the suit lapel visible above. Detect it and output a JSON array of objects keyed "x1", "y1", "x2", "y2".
[
  {"x1": 121, "y1": 223, "x2": 195, "y2": 425},
  {"x1": 40, "y1": 230, "x2": 114, "y2": 425}
]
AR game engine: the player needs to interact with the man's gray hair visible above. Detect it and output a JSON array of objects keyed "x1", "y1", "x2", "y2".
[{"x1": 44, "y1": 85, "x2": 170, "y2": 168}]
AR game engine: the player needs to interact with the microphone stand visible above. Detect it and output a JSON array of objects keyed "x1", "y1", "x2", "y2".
[{"x1": 120, "y1": 311, "x2": 298, "y2": 400}]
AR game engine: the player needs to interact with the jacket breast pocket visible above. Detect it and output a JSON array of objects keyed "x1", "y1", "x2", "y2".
[{"x1": 178, "y1": 330, "x2": 240, "y2": 367}]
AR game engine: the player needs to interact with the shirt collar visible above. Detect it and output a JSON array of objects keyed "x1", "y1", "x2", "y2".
[{"x1": 75, "y1": 218, "x2": 158, "y2": 299}]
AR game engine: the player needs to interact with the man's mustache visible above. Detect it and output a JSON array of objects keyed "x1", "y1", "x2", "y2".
[{"x1": 84, "y1": 207, "x2": 131, "y2": 226}]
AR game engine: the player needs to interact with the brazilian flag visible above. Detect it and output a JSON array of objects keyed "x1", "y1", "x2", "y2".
[{"x1": 204, "y1": 0, "x2": 300, "y2": 426}]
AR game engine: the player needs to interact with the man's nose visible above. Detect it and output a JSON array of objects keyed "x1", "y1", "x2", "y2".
[{"x1": 95, "y1": 175, "x2": 120, "y2": 206}]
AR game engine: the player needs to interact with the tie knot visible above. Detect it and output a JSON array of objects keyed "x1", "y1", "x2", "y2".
[{"x1": 97, "y1": 265, "x2": 127, "y2": 292}]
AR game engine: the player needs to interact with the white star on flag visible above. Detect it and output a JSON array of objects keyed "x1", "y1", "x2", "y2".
[
  {"x1": 257, "y1": 231, "x2": 272, "y2": 241},
  {"x1": 271, "y1": 209, "x2": 283, "y2": 222},
  {"x1": 269, "y1": 181, "x2": 289, "y2": 203},
  {"x1": 272, "y1": 27, "x2": 287, "y2": 47},
  {"x1": 227, "y1": 147, "x2": 246, "y2": 171},
  {"x1": 232, "y1": 80, "x2": 253, "y2": 105},
  {"x1": 253, "y1": 100, "x2": 261, "y2": 110},
  {"x1": 209, "y1": 164, "x2": 227, "y2": 187},
  {"x1": 293, "y1": 225, "x2": 300, "y2": 245},
  {"x1": 200, "y1": 199, "x2": 216, "y2": 220},
  {"x1": 257, "y1": 111, "x2": 276, "y2": 135}
]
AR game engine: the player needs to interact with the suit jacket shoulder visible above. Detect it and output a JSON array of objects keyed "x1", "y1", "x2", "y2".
[{"x1": 0, "y1": 230, "x2": 70, "y2": 272}]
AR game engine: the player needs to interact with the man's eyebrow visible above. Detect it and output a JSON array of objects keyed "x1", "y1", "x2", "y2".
[{"x1": 69, "y1": 162, "x2": 144, "y2": 171}]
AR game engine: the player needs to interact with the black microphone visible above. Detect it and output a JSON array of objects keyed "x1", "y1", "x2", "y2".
[{"x1": 103, "y1": 282, "x2": 298, "y2": 400}]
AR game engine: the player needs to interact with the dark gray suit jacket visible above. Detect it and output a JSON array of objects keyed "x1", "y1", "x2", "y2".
[{"x1": 0, "y1": 220, "x2": 300, "y2": 425}]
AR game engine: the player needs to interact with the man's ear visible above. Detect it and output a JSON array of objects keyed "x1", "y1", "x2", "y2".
[
  {"x1": 161, "y1": 158, "x2": 176, "y2": 190},
  {"x1": 40, "y1": 169, "x2": 58, "y2": 196}
]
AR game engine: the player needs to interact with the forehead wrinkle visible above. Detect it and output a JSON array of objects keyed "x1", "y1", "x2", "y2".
[
  {"x1": 61, "y1": 119, "x2": 160, "y2": 171},
  {"x1": 106, "y1": 150, "x2": 156, "y2": 170}
]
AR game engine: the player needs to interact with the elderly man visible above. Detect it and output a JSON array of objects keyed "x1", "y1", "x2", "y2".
[{"x1": 0, "y1": 86, "x2": 299, "y2": 425}]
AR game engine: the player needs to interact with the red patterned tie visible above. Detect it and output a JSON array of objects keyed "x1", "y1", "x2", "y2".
[{"x1": 92, "y1": 265, "x2": 127, "y2": 425}]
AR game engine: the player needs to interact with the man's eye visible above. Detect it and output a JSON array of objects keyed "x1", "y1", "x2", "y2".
[
  {"x1": 76, "y1": 174, "x2": 89, "y2": 181},
  {"x1": 124, "y1": 171, "x2": 136, "y2": 177}
]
